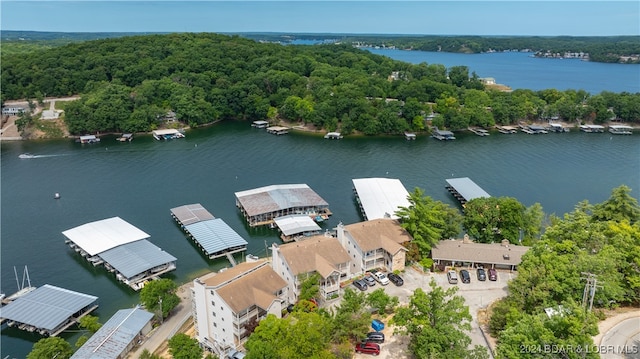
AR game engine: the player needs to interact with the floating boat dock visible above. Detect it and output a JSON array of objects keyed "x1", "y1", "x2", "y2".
[
  {"x1": 404, "y1": 132, "x2": 416, "y2": 140},
  {"x1": 579, "y1": 124, "x2": 605, "y2": 133},
  {"x1": 352, "y1": 178, "x2": 410, "y2": 221},
  {"x1": 445, "y1": 177, "x2": 491, "y2": 207},
  {"x1": 78, "y1": 135, "x2": 100, "y2": 144},
  {"x1": 170, "y1": 204, "x2": 248, "y2": 265},
  {"x1": 62, "y1": 217, "x2": 177, "y2": 291},
  {"x1": 251, "y1": 120, "x2": 269, "y2": 128},
  {"x1": 116, "y1": 133, "x2": 133, "y2": 142},
  {"x1": 235, "y1": 184, "x2": 331, "y2": 227},
  {"x1": 153, "y1": 128, "x2": 185, "y2": 140},
  {"x1": 324, "y1": 132, "x2": 343, "y2": 139},
  {"x1": 496, "y1": 126, "x2": 518, "y2": 134},
  {"x1": 547, "y1": 123, "x2": 570, "y2": 133},
  {"x1": 468, "y1": 127, "x2": 490, "y2": 136},
  {"x1": 0, "y1": 284, "x2": 98, "y2": 337},
  {"x1": 266, "y1": 126, "x2": 289, "y2": 135},
  {"x1": 273, "y1": 214, "x2": 322, "y2": 242},
  {"x1": 609, "y1": 125, "x2": 633, "y2": 135},
  {"x1": 432, "y1": 127, "x2": 456, "y2": 140}
]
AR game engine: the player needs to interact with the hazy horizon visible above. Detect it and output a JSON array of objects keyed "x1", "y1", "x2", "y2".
[{"x1": 2, "y1": 1, "x2": 639, "y2": 37}]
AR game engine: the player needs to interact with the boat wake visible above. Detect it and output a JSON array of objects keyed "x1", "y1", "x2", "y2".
[{"x1": 18, "y1": 153, "x2": 64, "y2": 159}]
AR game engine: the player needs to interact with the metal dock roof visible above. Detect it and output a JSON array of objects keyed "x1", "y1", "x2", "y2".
[
  {"x1": 170, "y1": 203, "x2": 216, "y2": 226},
  {"x1": 235, "y1": 184, "x2": 328, "y2": 217},
  {"x1": 98, "y1": 240, "x2": 177, "y2": 279},
  {"x1": 445, "y1": 177, "x2": 491, "y2": 203},
  {"x1": 71, "y1": 306, "x2": 154, "y2": 359},
  {"x1": 273, "y1": 215, "x2": 321, "y2": 236},
  {"x1": 184, "y1": 218, "x2": 248, "y2": 256},
  {"x1": 352, "y1": 178, "x2": 410, "y2": 220},
  {"x1": 0, "y1": 284, "x2": 98, "y2": 334},
  {"x1": 62, "y1": 217, "x2": 150, "y2": 256}
]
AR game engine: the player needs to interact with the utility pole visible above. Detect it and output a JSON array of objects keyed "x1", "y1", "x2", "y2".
[{"x1": 580, "y1": 272, "x2": 602, "y2": 312}]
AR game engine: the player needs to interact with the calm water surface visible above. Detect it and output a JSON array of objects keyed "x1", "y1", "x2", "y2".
[
  {"x1": 367, "y1": 49, "x2": 640, "y2": 94},
  {"x1": 1, "y1": 122, "x2": 639, "y2": 357}
]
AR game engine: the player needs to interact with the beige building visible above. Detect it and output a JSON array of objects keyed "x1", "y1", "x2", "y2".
[
  {"x1": 191, "y1": 260, "x2": 288, "y2": 356},
  {"x1": 336, "y1": 219, "x2": 411, "y2": 275},
  {"x1": 431, "y1": 236, "x2": 530, "y2": 270},
  {"x1": 271, "y1": 235, "x2": 351, "y2": 304}
]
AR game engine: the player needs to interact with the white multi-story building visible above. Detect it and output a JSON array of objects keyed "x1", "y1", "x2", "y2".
[
  {"x1": 271, "y1": 235, "x2": 351, "y2": 304},
  {"x1": 336, "y1": 219, "x2": 411, "y2": 275},
  {"x1": 191, "y1": 260, "x2": 288, "y2": 357}
]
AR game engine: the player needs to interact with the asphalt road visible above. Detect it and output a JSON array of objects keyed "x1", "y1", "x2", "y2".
[{"x1": 600, "y1": 317, "x2": 640, "y2": 359}]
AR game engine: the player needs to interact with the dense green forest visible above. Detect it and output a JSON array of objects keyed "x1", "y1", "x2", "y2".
[{"x1": 2, "y1": 32, "x2": 639, "y2": 135}]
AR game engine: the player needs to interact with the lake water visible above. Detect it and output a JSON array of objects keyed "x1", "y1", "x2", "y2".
[
  {"x1": 1, "y1": 121, "x2": 638, "y2": 357},
  {"x1": 366, "y1": 48, "x2": 640, "y2": 94}
]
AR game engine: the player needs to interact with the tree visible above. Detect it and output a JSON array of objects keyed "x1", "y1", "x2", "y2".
[
  {"x1": 366, "y1": 288, "x2": 399, "y2": 314},
  {"x1": 592, "y1": 185, "x2": 640, "y2": 224},
  {"x1": 462, "y1": 197, "x2": 529, "y2": 244},
  {"x1": 27, "y1": 337, "x2": 73, "y2": 359},
  {"x1": 139, "y1": 278, "x2": 180, "y2": 319},
  {"x1": 331, "y1": 287, "x2": 371, "y2": 343},
  {"x1": 393, "y1": 278, "x2": 488, "y2": 359},
  {"x1": 395, "y1": 188, "x2": 462, "y2": 258},
  {"x1": 245, "y1": 312, "x2": 334, "y2": 359},
  {"x1": 496, "y1": 301, "x2": 599, "y2": 359},
  {"x1": 139, "y1": 349, "x2": 162, "y2": 359},
  {"x1": 78, "y1": 314, "x2": 102, "y2": 333},
  {"x1": 298, "y1": 273, "x2": 321, "y2": 302},
  {"x1": 168, "y1": 333, "x2": 203, "y2": 359}
]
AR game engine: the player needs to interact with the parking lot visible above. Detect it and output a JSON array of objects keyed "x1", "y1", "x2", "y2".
[{"x1": 353, "y1": 267, "x2": 513, "y2": 358}]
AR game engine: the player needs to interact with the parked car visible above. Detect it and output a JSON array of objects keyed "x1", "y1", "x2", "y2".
[
  {"x1": 488, "y1": 268, "x2": 498, "y2": 281},
  {"x1": 365, "y1": 331, "x2": 385, "y2": 343},
  {"x1": 228, "y1": 349, "x2": 246, "y2": 359},
  {"x1": 387, "y1": 273, "x2": 404, "y2": 286},
  {"x1": 460, "y1": 269, "x2": 471, "y2": 283},
  {"x1": 363, "y1": 275, "x2": 376, "y2": 287},
  {"x1": 353, "y1": 279, "x2": 368, "y2": 291},
  {"x1": 355, "y1": 342, "x2": 381, "y2": 355},
  {"x1": 477, "y1": 268, "x2": 487, "y2": 281},
  {"x1": 372, "y1": 271, "x2": 390, "y2": 285},
  {"x1": 447, "y1": 270, "x2": 458, "y2": 284}
]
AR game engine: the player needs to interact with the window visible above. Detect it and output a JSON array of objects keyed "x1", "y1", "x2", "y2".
[
  {"x1": 212, "y1": 312, "x2": 216, "y2": 317},
  {"x1": 213, "y1": 322, "x2": 217, "y2": 327},
  {"x1": 221, "y1": 306, "x2": 224, "y2": 311}
]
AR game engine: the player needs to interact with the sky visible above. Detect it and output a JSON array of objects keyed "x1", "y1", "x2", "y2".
[{"x1": 1, "y1": 1, "x2": 639, "y2": 36}]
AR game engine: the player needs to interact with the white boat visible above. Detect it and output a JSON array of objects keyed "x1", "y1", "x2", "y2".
[
  {"x1": 324, "y1": 132, "x2": 343, "y2": 139},
  {"x1": 18, "y1": 153, "x2": 36, "y2": 159}
]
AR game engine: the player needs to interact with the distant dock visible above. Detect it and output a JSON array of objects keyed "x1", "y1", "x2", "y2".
[{"x1": 266, "y1": 126, "x2": 289, "y2": 135}]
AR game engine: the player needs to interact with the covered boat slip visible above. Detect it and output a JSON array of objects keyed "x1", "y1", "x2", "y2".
[
  {"x1": 152, "y1": 128, "x2": 185, "y2": 140},
  {"x1": 71, "y1": 307, "x2": 154, "y2": 359},
  {"x1": 0, "y1": 284, "x2": 98, "y2": 337},
  {"x1": 62, "y1": 217, "x2": 177, "y2": 291},
  {"x1": 171, "y1": 204, "x2": 248, "y2": 261},
  {"x1": 445, "y1": 177, "x2": 491, "y2": 207},
  {"x1": 273, "y1": 214, "x2": 322, "y2": 242},
  {"x1": 609, "y1": 125, "x2": 633, "y2": 135},
  {"x1": 235, "y1": 184, "x2": 330, "y2": 227},
  {"x1": 352, "y1": 178, "x2": 410, "y2": 221}
]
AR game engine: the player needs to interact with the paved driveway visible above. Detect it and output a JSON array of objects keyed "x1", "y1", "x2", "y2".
[{"x1": 353, "y1": 267, "x2": 510, "y2": 359}]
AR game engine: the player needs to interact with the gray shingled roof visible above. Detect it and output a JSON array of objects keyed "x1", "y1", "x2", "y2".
[
  {"x1": 183, "y1": 218, "x2": 248, "y2": 255},
  {"x1": 170, "y1": 204, "x2": 215, "y2": 226},
  {"x1": 235, "y1": 184, "x2": 328, "y2": 216},
  {"x1": 98, "y1": 240, "x2": 176, "y2": 279},
  {"x1": 71, "y1": 307, "x2": 154, "y2": 359},
  {"x1": 0, "y1": 284, "x2": 97, "y2": 332}
]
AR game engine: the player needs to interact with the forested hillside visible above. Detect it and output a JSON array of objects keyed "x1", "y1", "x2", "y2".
[{"x1": 2, "y1": 32, "x2": 639, "y2": 135}]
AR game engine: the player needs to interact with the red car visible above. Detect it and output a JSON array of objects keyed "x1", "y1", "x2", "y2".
[{"x1": 355, "y1": 342, "x2": 381, "y2": 355}]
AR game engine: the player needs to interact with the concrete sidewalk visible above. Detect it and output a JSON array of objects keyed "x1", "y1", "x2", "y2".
[{"x1": 128, "y1": 282, "x2": 194, "y2": 358}]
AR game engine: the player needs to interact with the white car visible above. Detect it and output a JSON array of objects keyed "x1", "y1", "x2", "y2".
[{"x1": 373, "y1": 271, "x2": 390, "y2": 285}]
